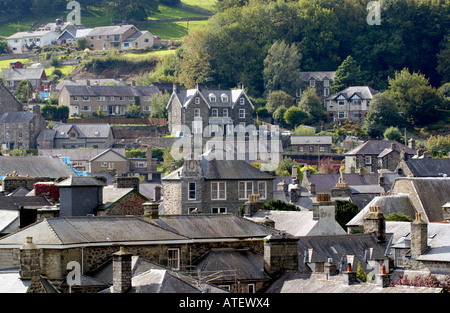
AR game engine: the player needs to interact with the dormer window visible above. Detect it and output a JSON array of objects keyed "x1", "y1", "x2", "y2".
[
  {"x1": 310, "y1": 79, "x2": 315, "y2": 87},
  {"x1": 221, "y1": 94, "x2": 228, "y2": 102},
  {"x1": 209, "y1": 94, "x2": 216, "y2": 102},
  {"x1": 323, "y1": 79, "x2": 329, "y2": 87}
]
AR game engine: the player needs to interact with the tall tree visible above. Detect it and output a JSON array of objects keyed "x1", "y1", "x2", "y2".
[
  {"x1": 263, "y1": 40, "x2": 302, "y2": 96},
  {"x1": 297, "y1": 87, "x2": 325, "y2": 124},
  {"x1": 331, "y1": 55, "x2": 364, "y2": 93}
]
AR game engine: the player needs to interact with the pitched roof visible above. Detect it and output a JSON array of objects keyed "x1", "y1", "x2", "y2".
[
  {"x1": 55, "y1": 176, "x2": 106, "y2": 187},
  {"x1": 62, "y1": 85, "x2": 159, "y2": 97},
  {"x1": 345, "y1": 140, "x2": 416, "y2": 156},
  {"x1": 153, "y1": 214, "x2": 277, "y2": 239},
  {"x1": 301, "y1": 71, "x2": 336, "y2": 81},
  {"x1": 194, "y1": 248, "x2": 270, "y2": 282},
  {"x1": 326, "y1": 86, "x2": 379, "y2": 101},
  {"x1": 52, "y1": 123, "x2": 112, "y2": 139},
  {"x1": 56, "y1": 78, "x2": 127, "y2": 92},
  {"x1": 1, "y1": 68, "x2": 46, "y2": 81},
  {"x1": 0, "y1": 156, "x2": 75, "y2": 178},
  {"x1": 290, "y1": 135, "x2": 332, "y2": 145},
  {"x1": 0, "y1": 111, "x2": 36, "y2": 123},
  {"x1": 87, "y1": 24, "x2": 137, "y2": 36},
  {"x1": 0, "y1": 216, "x2": 187, "y2": 247},
  {"x1": 402, "y1": 158, "x2": 450, "y2": 177},
  {"x1": 99, "y1": 186, "x2": 148, "y2": 210},
  {"x1": 89, "y1": 148, "x2": 127, "y2": 162}
]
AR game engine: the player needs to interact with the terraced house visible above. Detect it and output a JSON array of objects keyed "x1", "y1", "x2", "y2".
[
  {"x1": 166, "y1": 84, "x2": 254, "y2": 137},
  {"x1": 86, "y1": 24, "x2": 154, "y2": 51},
  {"x1": 58, "y1": 84, "x2": 160, "y2": 117}
]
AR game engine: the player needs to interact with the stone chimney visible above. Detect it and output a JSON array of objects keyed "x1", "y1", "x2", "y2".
[
  {"x1": 86, "y1": 79, "x2": 90, "y2": 86},
  {"x1": 330, "y1": 172, "x2": 352, "y2": 197},
  {"x1": 400, "y1": 147, "x2": 408, "y2": 161},
  {"x1": 153, "y1": 185, "x2": 161, "y2": 202},
  {"x1": 411, "y1": 213, "x2": 428, "y2": 259},
  {"x1": 20, "y1": 237, "x2": 40, "y2": 280},
  {"x1": 408, "y1": 138, "x2": 415, "y2": 150},
  {"x1": 375, "y1": 265, "x2": 390, "y2": 288},
  {"x1": 112, "y1": 246, "x2": 133, "y2": 293},
  {"x1": 363, "y1": 206, "x2": 386, "y2": 242},
  {"x1": 243, "y1": 194, "x2": 264, "y2": 217},
  {"x1": 313, "y1": 193, "x2": 333, "y2": 220},
  {"x1": 114, "y1": 176, "x2": 139, "y2": 193},
  {"x1": 378, "y1": 171, "x2": 385, "y2": 186},
  {"x1": 343, "y1": 262, "x2": 357, "y2": 286},
  {"x1": 291, "y1": 165, "x2": 298, "y2": 179},
  {"x1": 443, "y1": 203, "x2": 450, "y2": 222},
  {"x1": 143, "y1": 201, "x2": 160, "y2": 219},
  {"x1": 263, "y1": 232, "x2": 299, "y2": 277},
  {"x1": 32, "y1": 105, "x2": 41, "y2": 115}
]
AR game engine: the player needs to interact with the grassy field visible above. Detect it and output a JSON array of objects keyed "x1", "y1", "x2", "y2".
[
  {"x1": 141, "y1": 20, "x2": 209, "y2": 40},
  {"x1": 181, "y1": 0, "x2": 217, "y2": 12},
  {"x1": 0, "y1": 58, "x2": 32, "y2": 69},
  {"x1": 45, "y1": 65, "x2": 76, "y2": 77}
]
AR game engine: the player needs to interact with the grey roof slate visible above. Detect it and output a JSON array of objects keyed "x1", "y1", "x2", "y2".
[
  {"x1": 326, "y1": 86, "x2": 379, "y2": 101},
  {"x1": 0, "y1": 156, "x2": 75, "y2": 178},
  {"x1": 346, "y1": 140, "x2": 416, "y2": 156},
  {"x1": 0, "y1": 111, "x2": 36, "y2": 123},
  {"x1": 56, "y1": 176, "x2": 107, "y2": 187},
  {"x1": 301, "y1": 71, "x2": 336, "y2": 81},
  {"x1": 402, "y1": 158, "x2": 450, "y2": 177},
  {"x1": 0, "y1": 196, "x2": 51, "y2": 210},
  {"x1": 170, "y1": 87, "x2": 251, "y2": 109},
  {"x1": 52, "y1": 123, "x2": 112, "y2": 139},
  {"x1": 62, "y1": 85, "x2": 159, "y2": 97},
  {"x1": 87, "y1": 24, "x2": 137, "y2": 36},
  {"x1": 1, "y1": 68, "x2": 46, "y2": 81},
  {"x1": 56, "y1": 78, "x2": 127, "y2": 92}
]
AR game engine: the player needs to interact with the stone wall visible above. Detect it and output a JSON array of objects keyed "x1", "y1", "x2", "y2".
[
  {"x1": 162, "y1": 180, "x2": 182, "y2": 215},
  {"x1": 1, "y1": 176, "x2": 51, "y2": 193},
  {"x1": 0, "y1": 83, "x2": 23, "y2": 115},
  {"x1": 97, "y1": 191, "x2": 147, "y2": 216}
]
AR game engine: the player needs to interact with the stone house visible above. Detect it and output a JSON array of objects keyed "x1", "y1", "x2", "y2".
[
  {"x1": 396, "y1": 157, "x2": 450, "y2": 177},
  {"x1": 38, "y1": 123, "x2": 114, "y2": 149},
  {"x1": 344, "y1": 140, "x2": 416, "y2": 174},
  {"x1": 297, "y1": 71, "x2": 336, "y2": 103},
  {"x1": 0, "y1": 106, "x2": 46, "y2": 149},
  {"x1": 0, "y1": 81, "x2": 24, "y2": 115},
  {"x1": 289, "y1": 135, "x2": 333, "y2": 155},
  {"x1": 89, "y1": 148, "x2": 130, "y2": 176},
  {"x1": 324, "y1": 86, "x2": 378, "y2": 123},
  {"x1": 162, "y1": 156, "x2": 275, "y2": 215},
  {"x1": 1, "y1": 62, "x2": 49, "y2": 92},
  {"x1": 85, "y1": 24, "x2": 154, "y2": 51},
  {"x1": 166, "y1": 83, "x2": 254, "y2": 137},
  {"x1": 58, "y1": 84, "x2": 160, "y2": 117}
]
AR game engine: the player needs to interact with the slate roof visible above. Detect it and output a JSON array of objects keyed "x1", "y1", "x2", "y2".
[
  {"x1": 38, "y1": 148, "x2": 126, "y2": 161},
  {"x1": 1, "y1": 68, "x2": 46, "y2": 81},
  {"x1": 99, "y1": 186, "x2": 148, "y2": 210},
  {"x1": 347, "y1": 195, "x2": 416, "y2": 227},
  {"x1": 346, "y1": 140, "x2": 416, "y2": 156},
  {"x1": 265, "y1": 272, "x2": 442, "y2": 293},
  {"x1": 89, "y1": 148, "x2": 127, "y2": 162},
  {"x1": 388, "y1": 221, "x2": 450, "y2": 263},
  {"x1": 290, "y1": 135, "x2": 333, "y2": 145},
  {"x1": 0, "y1": 196, "x2": 51, "y2": 210},
  {"x1": 56, "y1": 176, "x2": 107, "y2": 187},
  {"x1": 52, "y1": 123, "x2": 112, "y2": 139},
  {"x1": 0, "y1": 156, "x2": 75, "y2": 178},
  {"x1": 326, "y1": 86, "x2": 379, "y2": 101},
  {"x1": 401, "y1": 158, "x2": 450, "y2": 177},
  {"x1": 296, "y1": 234, "x2": 391, "y2": 273},
  {"x1": 0, "y1": 111, "x2": 36, "y2": 123},
  {"x1": 87, "y1": 24, "x2": 137, "y2": 36},
  {"x1": 56, "y1": 78, "x2": 127, "y2": 92},
  {"x1": 392, "y1": 177, "x2": 450, "y2": 223},
  {"x1": 153, "y1": 214, "x2": 277, "y2": 239},
  {"x1": 193, "y1": 248, "x2": 270, "y2": 282},
  {"x1": 301, "y1": 71, "x2": 336, "y2": 81},
  {"x1": 169, "y1": 87, "x2": 252, "y2": 109},
  {"x1": 0, "y1": 216, "x2": 188, "y2": 247},
  {"x1": 62, "y1": 85, "x2": 159, "y2": 97}
]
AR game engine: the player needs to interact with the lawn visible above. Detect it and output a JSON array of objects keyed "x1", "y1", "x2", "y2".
[
  {"x1": 121, "y1": 49, "x2": 176, "y2": 59},
  {"x1": 181, "y1": 0, "x2": 217, "y2": 12},
  {"x1": 45, "y1": 65, "x2": 76, "y2": 77},
  {"x1": 0, "y1": 58, "x2": 32, "y2": 69},
  {"x1": 147, "y1": 4, "x2": 206, "y2": 20},
  {"x1": 141, "y1": 20, "x2": 209, "y2": 40}
]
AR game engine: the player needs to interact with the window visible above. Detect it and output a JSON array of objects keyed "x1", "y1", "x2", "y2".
[
  {"x1": 101, "y1": 162, "x2": 108, "y2": 168},
  {"x1": 240, "y1": 98, "x2": 245, "y2": 105},
  {"x1": 310, "y1": 79, "x2": 315, "y2": 87},
  {"x1": 81, "y1": 106, "x2": 90, "y2": 111},
  {"x1": 352, "y1": 99, "x2": 361, "y2": 105},
  {"x1": 97, "y1": 36, "x2": 102, "y2": 40},
  {"x1": 194, "y1": 108, "x2": 200, "y2": 118},
  {"x1": 73, "y1": 96, "x2": 79, "y2": 101},
  {"x1": 365, "y1": 156, "x2": 372, "y2": 165},
  {"x1": 211, "y1": 182, "x2": 226, "y2": 200},
  {"x1": 319, "y1": 146, "x2": 325, "y2": 152},
  {"x1": 296, "y1": 89, "x2": 302, "y2": 97},
  {"x1": 212, "y1": 207, "x2": 227, "y2": 214},
  {"x1": 223, "y1": 109, "x2": 228, "y2": 117},
  {"x1": 221, "y1": 94, "x2": 228, "y2": 102},
  {"x1": 188, "y1": 182, "x2": 196, "y2": 200},
  {"x1": 352, "y1": 112, "x2": 362, "y2": 118},
  {"x1": 119, "y1": 97, "x2": 125, "y2": 101},
  {"x1": 239, "y1": 109, "x2": 245, "y2": 118},
  {"x1": 239, "y1": 181, "x2": 253, "y2": 200},
  {"x1": 323, "y1": 79, "x2": 330, "y2": 87},
  {"x1": 209, "y1": 94, "x2": 216, "y2": 102},
  {"x1": 167, "y1": 248, "x2": 180, "y2": 270},
  {"x1": 338, "y1": 111, "x2": 347, "y2": 118},
  {"x1": 309, "y1": 146, "x2": 314, "y2": 152},
  {"x1": 18, "y1": 132, "x2": 22, "y2": 138},
  {"x1": 98, "y1": 96, "x2": 105, "y2": 101},
  {"x1": 192, "y1": 121, "x2": 202, "y2": 134},
  {"x1": 258, "y1": 181, "x2": 266, "y2": 200},
  {"x1": 248, "y1": 284, "x2": 256, "y2": 293},
  {"x1": 338, "y1": 100, "x2": 345, "y2": 106},
  {"x1": 82, "y1": 96, "x2": 90, "y2": 102},
  {"x1": 110, "y1": 96, "x2": 115, "y2": 101},
  {"x1": 211, "y1": 108, "x2": 218, "y2": 117},
  {"x1": 324, "y1": 88, "x2": 330, "y2": 97},
  {"x1": 188, "y1": 208, "x2": 197, "y2": 214},
  {"x1": 195, "y1": 97, "x2": 200, "y2": 105}
]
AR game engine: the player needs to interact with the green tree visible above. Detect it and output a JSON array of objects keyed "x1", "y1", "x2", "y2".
[
  {"x1": 436, "y1": 35, "x2": 450, "y2": 84},
  {"x1": 263, "y1": 40, "x2": 302, "y2": 96},
  {"x1": 364, "y1": 92, "x2": 406, "y2": 138},
  {"x1": 425, "y1": 134, "x2": 450, "y2": 158},
  {"x1": 263, "y1": 200, "x2": 299, "y2": 211},
  {"x1": 385, "y1": 212, "x2": 413, "y2": 222},
  {"x1": 383, "y1": 126, "x2": 403, "y2": 142},
  {"x1": 298, "y1": 87, "x2": 325, "y2": 124},
  {"x1": 16, "y1": 80, "x2": 33, "y2": 102},
  {"x1": 76, "y1": 37, "x2": 88, "y2": 50},
  {"x1": 161, "y1": 148, "x2": 184, "y2": 174},
  {"x1": 331, "y1": 55, "x2": 364, "y2": 93},
  {"x1": 56, "y1": 105, "x2": 69, "y2": 121},
  {"x1": 265, "y1": 90, "x2": 295, "y2": 113},
  {"x1": 335, "y1": 200, "x2": 359, "y2": 230},
  {"x1": 404, "y1": 85, "x2": 442, "y2": 125},
  {"x1": 150, "y1": 91, "x2": 170, "y2": 118},
  {"x1": 283, "y1": 106, "x2": 308, "y2": 129},
  {"x1": 125, "y1": 104, "x2": 141, "y2": 118},
  {"x1": 275, "y1": 157, "x2": 297, "y2": 177},
  {"x1": 293, "y1": 125, "x2": 316, "y2": 136},
  {"x1": 272, "y1": 106, "x2": 287, "y2": 129},
  {"x1": 103, "y1": 0, "x2": 159, "y2": 22},
  {"x1": 41, "y1": 103, "x2": 57, "y2": 120}
]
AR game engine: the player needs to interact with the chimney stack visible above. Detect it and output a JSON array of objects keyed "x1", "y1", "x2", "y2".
[
  {"x1": 244, "y1": 194, "x2": 264, "y2": 217},
  {"x1": 363, "y1": 206, "x2": 386, "y2": 242},
  {"x1": 153, "y1": 185, "x2": 161, "y2": 202},
  {"x1": 20, "y1": 237, "x2": 40, "y2": 280},
  {"x1": 143, "y1": 201, "x2": 160, "y2": 219},
  {"x1": 411, "y1": 213, "x2": 428, "y2": 259},
  {"x1": 375, "y1": 265, "x2": 390, "y2": 288},
  {"x1": 112, "y1": 246, "x2": 133, "y2": 293},
  {"x1": 263, "y1": 232, "x2": 299, "y2": 277}
]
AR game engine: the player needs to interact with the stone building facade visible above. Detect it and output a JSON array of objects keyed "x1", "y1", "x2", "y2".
[
  {"x1": 0, "y1": 106, "x2": 45, "y2": 150},
  {"x1": 166, "y1": 84, "x2": 254, "y2": 137},
  {"x1": 0, "y1": 81, "x2": 24, "y2": 115}
]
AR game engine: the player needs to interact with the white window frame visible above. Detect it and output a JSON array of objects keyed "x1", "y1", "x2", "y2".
[
  {"x1": 101, "y1": 162, "x2": 108, "y2": 168},
  {"x1": 365, "y1": 155, "x2": 372, "y2": 165},
  {"x1": 211, "y1": 182, "x2": 226, "y2": 200},
  {"x1": 310, "y1": 79, "x2": 315, "y2": 87},
  {"x1": 338, "y1": 111, "x2": 347, "y2": 118},
  {"x1": 188, "y1": 182, "x2": 196, "y2": 200},
  {"x1": 195, "y1": 97, "x2": 200, "y2": 105},
  {"x1": 324, "y1": 88, "x2": 330, "y2": 97},
  {"x1": 338, "y1": 100, "x2": 345, "y2": 106},
  {"x1": 239, "y1": 109, "x2": 245, "y2": 119},
  {"x1": 240, "y1": 98, "x2": 245, "y2": 105},
  {"x1": 167, "y1": 248, "x2": 180, "y2": 270},
  {"x1": 223, "y1": 108, "x2": 228, "y2": 117},
  {"x1": 248, "y1": 283, "x2": 256, "y2": 293},
  {"x1": 258, "y1": 181, "x2": 267, "y2": 200},
  {"x1": 209, "y1": 94, "x2": 216, "y2": 102},
  {"x1": 323, "y1": 79, "x2": 330, "y2": 87},
  {"x1": 211, "y1": 108, "x2": 218, "y2": 117},
  {"x1": 82, "y1": 96, "x2": 90, "y2": 102},
  {"x1": 81, "y1": 105, "x2": 90, "y2": 112},
  {"x1": 194, "y1": 108, "x2": 201, "y2": 118},
  {"x1": 238, "y1": 181, "x2": 253, "y2": 200},
  {"x1": 98, "y1": 96, "x2": 105, "y2": 101}
]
